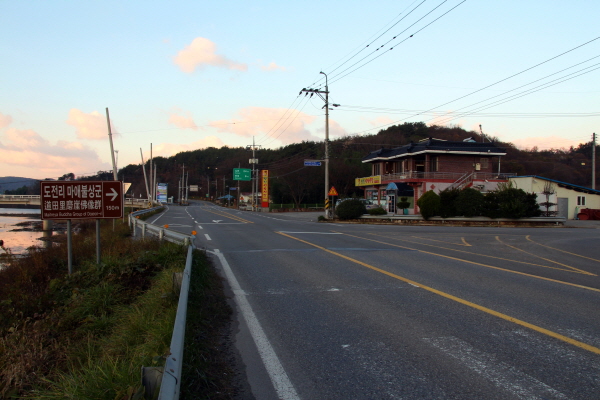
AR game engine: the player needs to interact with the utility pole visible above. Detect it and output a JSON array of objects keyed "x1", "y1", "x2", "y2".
[
  {"x1": 246, "y1": 137, "x2": 261, "y2": 211},
  {"x1": 106, "y1": 108, "x2": 118, "y2": 181},
  {"x1": 593, "y1": 132, "x2": 596, "y2": 190},
  {"x1": 299, "y1": 72, "x2": 339, "y2": 218}
]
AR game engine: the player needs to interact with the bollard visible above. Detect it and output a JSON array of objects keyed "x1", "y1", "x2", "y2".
[
  {"x1": 132, "y1": 218, "x2": 137, "y2": 237},
  {"x1": 142, "y1": 223, "x2": 146, "y2": 238},
  {"x1": 159, "y1": 229, "x2": 164, "y2": 241}
]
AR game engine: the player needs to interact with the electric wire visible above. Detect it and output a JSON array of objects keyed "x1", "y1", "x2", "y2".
[{"x1": 353, "y1": 36, "x2": 600, "y2": 136}]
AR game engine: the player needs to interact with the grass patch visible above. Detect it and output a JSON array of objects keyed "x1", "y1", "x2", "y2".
[{"x1": 0, "y1": 218, "x2": 188, "y2": 399}]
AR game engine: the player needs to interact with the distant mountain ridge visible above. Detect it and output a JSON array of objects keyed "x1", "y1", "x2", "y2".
[{"x1": 0, "y1": 176, "x2": 39, "y2": 193}]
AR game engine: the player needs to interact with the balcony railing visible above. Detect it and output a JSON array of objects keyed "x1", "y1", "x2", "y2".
[{"x1": 376, "y1": 171, "x2": 516, "y2": 182}]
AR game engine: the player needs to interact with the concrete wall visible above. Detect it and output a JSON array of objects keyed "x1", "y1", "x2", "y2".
[{"x1": 510, "y1": 176, "x2": 600, "y2": 219}]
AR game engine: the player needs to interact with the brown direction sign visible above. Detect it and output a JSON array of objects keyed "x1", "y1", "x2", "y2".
[{"x1": 40, "y1": 181, "x2": 123, "y2": 220}]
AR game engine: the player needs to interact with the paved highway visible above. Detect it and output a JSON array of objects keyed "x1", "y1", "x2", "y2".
[{"x1": 154, "y1": 201, "x2": 600, "y2": 400}]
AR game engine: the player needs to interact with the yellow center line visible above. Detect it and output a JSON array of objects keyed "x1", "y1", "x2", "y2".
[
  {"x1": 526, "y1": 235, "x2": 600, "y2": 263},
  {"x1": 369, "y1": 233, "x2": 586, "y2": 275},
  {"x1": 206, "y1": 209, "x2": 254, "y2": 223},
  {"x1": 346, "y1": 232, "x2": 600, "y2": 292},
  {"x1": 277, "y1": 231, "x2": 600, "y2": 355},
  {"x1": 410, "y1": 235, "x2": 471, "y2": 247},
  {"x1": 496, "y1": 236, "x2": 594, "y2": 276}
]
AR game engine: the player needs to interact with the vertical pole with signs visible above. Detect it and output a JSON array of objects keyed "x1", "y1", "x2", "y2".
[
  {"x1": 328, "y1": 186, "x2": 338, "y2": 218},
  {"x1": 261, "y1": 170, "x2": 269, "y2": 208}
]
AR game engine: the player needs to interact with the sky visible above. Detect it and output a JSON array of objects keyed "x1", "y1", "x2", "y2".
[{"x1": 1, "y1": 1, "x2": 599, "y2": 180}]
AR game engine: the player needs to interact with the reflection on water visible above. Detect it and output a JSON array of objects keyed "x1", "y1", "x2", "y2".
[{"x1": 0, "y1": 210, "x2": 46, "y2": 257}]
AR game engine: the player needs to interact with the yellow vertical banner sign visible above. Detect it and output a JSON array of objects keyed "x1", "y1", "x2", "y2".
[{"x1": 261, "y1": 170, "x2": 269, "y2": 208}]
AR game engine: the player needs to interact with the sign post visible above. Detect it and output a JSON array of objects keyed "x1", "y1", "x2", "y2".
[
  {"x1": 328, "y1": 186, "x2": 338, "y2": 218},
  {"x1": 40, "y1": 181, "x2": 124, "y2": 274}
]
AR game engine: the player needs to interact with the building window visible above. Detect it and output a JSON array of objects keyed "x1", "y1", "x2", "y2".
[
  {"x1": 480, "y1": 158, "x2": 489, "y2": 169},
  {"x1": 577, "y1": 196, "x2": 586, "y2": 206},
  {"x1": 373, "y1": 163, "x2": 381, "y2": 175},
  {"x1": 431, "y1": 156, "x2": 439, "y2": 172}
]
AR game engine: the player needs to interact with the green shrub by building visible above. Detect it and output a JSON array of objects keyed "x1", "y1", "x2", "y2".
[
  {"x1": 368, "y1": 207, "x2": 387, "y2": 216},
  {"x1": 455, "y1": 187, "x2": 485, "y2": 217},
  {"x1": 417, "y1": 190, "x2": 440, "y2": 220},
  {"x1": 335, "y1": 199, "x2": 367, "y2": 219},
  {"x1": 438, "y1": 188, "x2": 460, "y2": 218}
]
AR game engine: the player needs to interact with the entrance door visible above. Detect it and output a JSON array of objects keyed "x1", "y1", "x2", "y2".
[
  {"x1": 557, "y1": 197, "x2": 568, "y2": 219},
  {"x1": 388, "y1": 194, "x2": 396, "y2": 214}
]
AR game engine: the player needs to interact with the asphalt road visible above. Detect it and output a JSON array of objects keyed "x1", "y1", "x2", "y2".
[{"x1": 153, "y1": 202, "x2": 600, "y2": 400}]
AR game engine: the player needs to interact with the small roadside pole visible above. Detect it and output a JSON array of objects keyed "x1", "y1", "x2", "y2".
[
  {"x1": 40, "y1": 181, "x2": 124, "y2": 274},
  {"x1": 328, "y1": 186, "x2": 338, "y2": 218}
]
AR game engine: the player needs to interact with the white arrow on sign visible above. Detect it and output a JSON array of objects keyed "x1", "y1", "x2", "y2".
[{"x1": 106, "y1": 188, "x2": 118, "y2": 201}]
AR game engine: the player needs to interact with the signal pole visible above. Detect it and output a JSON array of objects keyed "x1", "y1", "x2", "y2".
[
  {"x1": 246, "y1": 137, "x2": 261, "y2": 211},
  {"x1": 299, "y1": 72, "x2": 339, "y2": 218}
]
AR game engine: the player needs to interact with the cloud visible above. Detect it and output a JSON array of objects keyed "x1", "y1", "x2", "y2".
[
  {"x1": 316, "y1": 119, "x2": 348, "y2": 138},
  {"x1": 366, "y1": 116, "x2": 394, "y2": 127},
  {"x1": 209, "y1": 107, "x2": 318, "y2": 145},
  {"x1": 260, "y1": 62, "x2": 286, "y2": 72},
  {"x1": 0, "y1": 128, "x2": 110, "y2": 178},
  {"x1": 66, "y1": 109, "x2": 116, "y2": 140},
  {"x1": 0, "y1": 112, "x2": 12, "y2": 129},
  {"x1": 510, "y1": 135, "x2": 586, "y2": 150},
  {"x1": 149, "y1": 136, "x2": 225, "y2": 158},
  {"x1": 168, "y1": 108, "x2": 199, "y2": 130},
  {"x1": 174, "y1": 37, "x2": 247, "y2": 73}
]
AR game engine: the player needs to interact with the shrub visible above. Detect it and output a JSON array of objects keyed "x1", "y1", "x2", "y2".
[
  {"x1": 455, "y1": 188, "x2": 484, "y2": 217},
  {"x1": 438, "y1": 188, "x2": 461, "y2": 218},
  {"x1": 481, "y1": 191, "x2": 500, "y2": 218},
  {"x1": 368, "y1": 207, "x2": 387, "y2": 215},
  {"x1": 335, "y1": 199, "x2": 366, "y2": 220},
  {"x1": 397, "y1": 197, "x2": 411, "y2": 211},
  {"x1": 417, "y1": 190, "x2": 440, "y2": 220},
  {"x1": 483, "y1": 185, "x2": 541, "y2": 219}
]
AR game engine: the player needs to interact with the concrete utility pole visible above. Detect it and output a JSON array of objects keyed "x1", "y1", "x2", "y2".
[
  {"x1": 299, "y1": 72, "x2": 339, "y2": 218},
  {"x1": 105, "y1": 108, "x2": 118, "y2": 181},
  {"x1": 246, "y1": 137, "x2": 261, "y2": 211},
  {"x1": 593, "y1": 132, "x2": 596, "y2": 190}
]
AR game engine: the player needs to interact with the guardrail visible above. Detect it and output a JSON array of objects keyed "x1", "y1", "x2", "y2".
[{"x1": 129, "y1": 207, "x2": 195, "y2": 400}]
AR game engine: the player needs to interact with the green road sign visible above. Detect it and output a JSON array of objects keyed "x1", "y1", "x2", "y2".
[{"x1": 233, "y1": 168, "x2": 251, "y2": 181}]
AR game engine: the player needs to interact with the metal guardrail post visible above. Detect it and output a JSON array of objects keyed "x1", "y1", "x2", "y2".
[
  {"x1": 159, "y1": 229, "x2": 164, "y2": 241},
  {"x1": 142, "y1": 223, "x2": 146, "y2": 238}
]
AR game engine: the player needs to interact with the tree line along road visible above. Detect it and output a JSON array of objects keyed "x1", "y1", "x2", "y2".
[{"x1": 154, "y1": 201, "x2": 600, "y2": 400}]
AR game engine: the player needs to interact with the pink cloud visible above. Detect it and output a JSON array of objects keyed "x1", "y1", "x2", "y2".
[
  {"x1": 66, "y1": 109, "x2": 116, "y2": 140},
  {"x1": 367, "y1": 116, "x2": 394, "y2": 127},
  {"x1": 168, "y1": 108, "x2": 199, "y2": 130},
  {"x1": 209, "y1": 107, "x2": 318, "y2": 145},
  {"x1": 0, "y1": 127, "x2": 110, "y2": 178},
  {"x1": 510, "y1": 135, "x2": 587, "y2": 150},
  {"x1": 0, "y1": 112, "x2": 12, "y2": 129},
  {"x1": 173, "y1": 37, "x2": 247, "y2": 73},
  {"x1": 260, "y1": 62, "x2": 286, "y2": 72},
  {"x1": 316, "y1": 119, "x2": 347, "y2": 138}
]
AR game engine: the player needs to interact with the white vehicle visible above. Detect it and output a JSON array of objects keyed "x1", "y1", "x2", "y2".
[{"x1": 335, "y1": 198, "x2": 378, "y2": 209}]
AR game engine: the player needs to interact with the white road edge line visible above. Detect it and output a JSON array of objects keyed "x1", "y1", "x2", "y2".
[
  {"x1": 210, "y1": 249, "x2": 300, "y2": 400},
  {"x1": 204, "y1": 234, "x2": 211, "y2": 241}
]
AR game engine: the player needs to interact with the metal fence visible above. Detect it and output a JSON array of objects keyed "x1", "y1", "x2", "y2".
[{"x1": 129, "y1": 208, "x2": 195, "y2": 400}]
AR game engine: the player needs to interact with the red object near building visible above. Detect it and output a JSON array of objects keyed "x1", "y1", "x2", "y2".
[{"x1": 577, "y1": 209, "x2": 600, "y2": 220}]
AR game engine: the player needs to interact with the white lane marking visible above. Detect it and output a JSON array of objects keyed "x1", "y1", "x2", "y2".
[
  {"x1": 165, "y1": 224, "x2": 192, "y2": 227},
  {"x1": 278, "y1": 231, "x2": 342, "y2": 234},
  {"x1": 424, "y1": 336, "x2": 568, "y2": 399},
  {"x1": 204, "y1": 234, "x2": 212, "y2": 241},
  {"x1": 197, "y1": 225, "x2": 203, "y2": 230},
  {"x1": 210, "y1": 249, "x2": 299, "y2": 400},
  {"x1": 213, "y1": 220, "x2": 223, "y2": 223}
]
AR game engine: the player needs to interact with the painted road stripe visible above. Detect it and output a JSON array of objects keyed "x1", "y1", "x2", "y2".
[
  {"x1": 526, "y1": 235, "x2": 600, "y2": 263},
  {"x1": 204, "y1": 234, "x2": 211, "y2": 241},
  {"x1": 496, "y1": 236, "x2": 594, "y2": 275},
  {"x1": 277, "y1": 232, "x2": 600, "y2": 355},
  {"x1": 279, "y1": 231, "x2": 342, "y2": 234},
  {"x1": 370, "y1": 233, "x2": 595, "y2": 276},
  {"x1": 424, "y1": 336, "x2": 568, "y2": 399},
  {"x1": 210, "y1": 249, "x2": 299, "y2": 400}
]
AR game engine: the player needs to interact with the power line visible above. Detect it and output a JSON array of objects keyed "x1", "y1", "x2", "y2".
[{"x1": 354, "y1": 36, "x2": 600, "y2": 136}]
